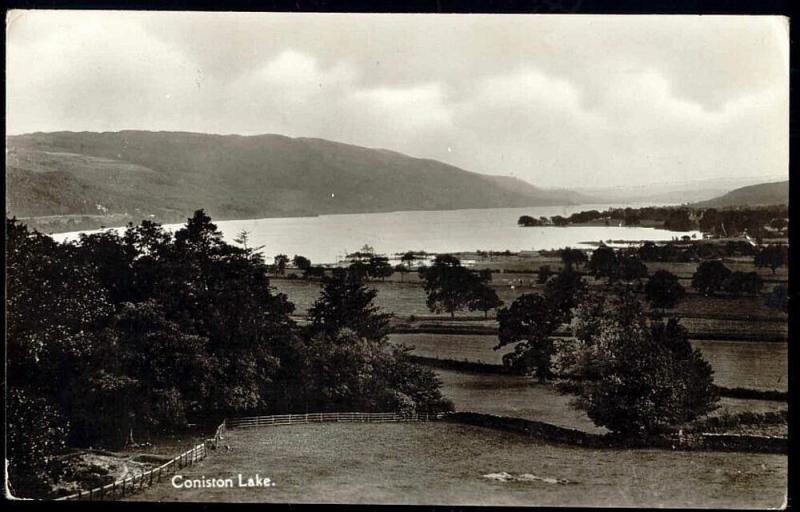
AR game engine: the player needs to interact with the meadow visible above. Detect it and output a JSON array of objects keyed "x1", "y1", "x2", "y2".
[
  {"x1": 126, "y1": 422, "x2": 787, "y2": 507},
  {"x1": 431, "y1": 368, "x2": 786, "y2": 427},
  {"x1": 391, "y1": 334, "x2": 788, "y2": 392}
]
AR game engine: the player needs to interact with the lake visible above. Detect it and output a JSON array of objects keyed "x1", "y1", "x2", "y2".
[{"x1": 53, "y1": 204, "x2": 701, "y2": 264}]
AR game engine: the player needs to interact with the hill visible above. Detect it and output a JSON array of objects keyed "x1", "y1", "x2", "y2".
[
  {"x1": 6, "y1": 131, "x2": 582, "y2": 232},
  {"x1": 693, "y1": 181, "x2": 789, "y2": 208}
]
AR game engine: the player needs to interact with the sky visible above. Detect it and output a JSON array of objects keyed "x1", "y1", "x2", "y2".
[{"x1": 6, "y1": 11, "x2": 789, "y2": 189}]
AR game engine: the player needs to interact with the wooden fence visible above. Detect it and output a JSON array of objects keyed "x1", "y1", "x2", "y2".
[
  {"x1": 52, "y1": 412, "x2": 438, "y2": 501},
  {"x1": 54, "y1": 420, "x2": 227, "y2": 502},
  {"x1": 226, "y1": 411, "x2": 443, "y2": 429}
]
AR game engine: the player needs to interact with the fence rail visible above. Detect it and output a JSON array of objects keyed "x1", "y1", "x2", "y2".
[{"x1": 226, "y1": 411, "x2": 442, "y2": 429}]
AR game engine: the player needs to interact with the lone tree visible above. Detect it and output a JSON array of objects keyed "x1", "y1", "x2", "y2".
[
  {"x1": 273, "y1": 254, "x2": 289, "y2": 275},
  {"x1": 496, "y1": 293, "x2": 560, "y2": 382},
  {"x1": 560, "y1": 247, "x2": 587, "y2": 271},
  {"x1": 400, "y1": 251, "x2": 417, "y2": 267},
  {"x1": 468, "y1": 281, "x2": 503, "y2": 318},
  {"x1": 367, "y1": 256, "x2": 394, "y2": 281},
  {"x1": 588, "y1": 245, "x2": 618, "y2": 280},
  {"x1": 292, "y1": 254, "x2": 311, "y2": 271},
  {"x1": 568, "y1": 292, "x2": 718, "y2": 437},
  {"x1": 691, "y1": 260, "x2": 732, "y2": 296},
  {"x1": 418, "y1": 255, "x2": 479, "y2": 318},
  {"x1": 644, "y1": 270, "x2": 685, "y2": 309},
  {"x1": 754, "y1": 244, "x2": 788, "y2": 274}
]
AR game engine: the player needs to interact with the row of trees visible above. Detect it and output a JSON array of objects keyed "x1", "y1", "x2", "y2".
[
  {"x1": 7, "y1": 212, "x2": 452, "y2": 498},
  {"x1": 519, "y1": 205, "x2": 788, "y2": 237}
]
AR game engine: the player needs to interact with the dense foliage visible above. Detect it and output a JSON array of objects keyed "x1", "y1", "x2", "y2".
[
  {"x1": 496, "y1": 294, "x2": 560, "y2": 381},
  {"x1": 6, "y1": 212, "x2": 451, "y2": 497},
  {"x1": 515, "y1": 205, "x2": 787, "y2": 239},
  {"x1": 418, "y1": 255, "x2": 501, "y2": 318},
  {"x1": 644, "y1": 270, "x2": 685, "y2": 309},
  {"x1": 561, "y1": 290, "x2": 718, "y2": 436}
]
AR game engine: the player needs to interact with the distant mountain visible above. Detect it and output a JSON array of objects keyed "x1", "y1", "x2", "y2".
[
  {"x1": 578, "y1": 175, "x2": 788, "y2": 206},
  {"x1": 693, "y1": 181, "x2": 789, "y2": 208},
  {"x1": 6, "y1": 131, "x2": 582, "y2": 232}
]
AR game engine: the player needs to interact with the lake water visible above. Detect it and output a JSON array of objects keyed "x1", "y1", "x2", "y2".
[{"x1": 53, "y1": 205, "x2": 702, "y2": 264}]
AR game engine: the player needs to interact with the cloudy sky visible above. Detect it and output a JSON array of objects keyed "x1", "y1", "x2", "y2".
[{"x1": 6, "y1": 11, "x2": 789, "y2": 188}]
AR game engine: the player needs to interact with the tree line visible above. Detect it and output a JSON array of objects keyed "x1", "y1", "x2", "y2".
[{"x1": 518, "y1": 204, "x2": 788, "y2": 237}]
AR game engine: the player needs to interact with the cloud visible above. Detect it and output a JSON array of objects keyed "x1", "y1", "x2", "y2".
[{"x1": 6, "y1": 11, "x2": 789, "y2": 188}]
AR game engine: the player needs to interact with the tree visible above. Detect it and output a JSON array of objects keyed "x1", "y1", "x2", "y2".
[
  {"x1": 587, "y1": 245, "x2": 618, "y2": 280},
  {"x1": 567, "y1": 293, "x2": 718, "y2": 437},
  {"x1": 543, "y1": 270, "x2": 586, "y2": 324},
  {"x1": 496, "y1": 294, "x2": 560, "y2": 382},
  {"x1": 560, "y1": 247, "x2": 587, "y2": 270},
  {"x1": 663, "y1": 209, "x2": 693, "y2": 231},
  {"x1": 347, "y1": 260, "x2": 370, "y2": 281},
  {"x1": 765, "y1": 283, "x2": 788, "y2": 313},
  {"x1": 518, "y1": 215, "x2": 541, "y2": 227},
  {"x1": 418, "y1": 255, "x2": 479, "y2": 318},
  {"x1": 468, "y1": 281, "x2": 503, "y2": 318},
  {"x1": 644, "y1": 270, "x2": 685, "y2": 309},
  {"x1": 400, "y1": 251, "x2": 417, "y2": 268},
  {"x1": 367, "y1": 256, "x2": 394, "y2": 281},
  {"x1": 723, "y1": 271, "x2": 764, "y2": 297},
  {"x1": 7, "y1": 389, "x2": 69, "y2": 498},
  {"x1": 308, "y1": 272, "x2": 392, "y2": 341},
  {"x1": 691, "y1": 260, "x2": 732, "y2": 296},
  {"x1": 273, "y1": 254, "x2": 289, "y2": 275},
  {"x1": 615, "y1": 255, "x2": 649, "y2": 282},
  {"x1": 292, "y1": 254, "x2": 311, "y2": 271},
  {"x1": 754, "y1": 244, "x2": 788, "y2": 274}
]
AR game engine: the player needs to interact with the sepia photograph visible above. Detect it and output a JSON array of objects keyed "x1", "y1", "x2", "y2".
[{"x1": 4, "y1": 9, "x2": 790, "y2": 507}]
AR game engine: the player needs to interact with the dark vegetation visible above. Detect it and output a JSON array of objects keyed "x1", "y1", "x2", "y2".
[
  {"x1": 6, "y1": 212, "x2": 452, "y2": 498},
  {"x1": 518, "y1": 204, "x2": 788, "y2": 239},
  {"x1": 417, "y1": 255, "x2": 503, "y2": 318}
]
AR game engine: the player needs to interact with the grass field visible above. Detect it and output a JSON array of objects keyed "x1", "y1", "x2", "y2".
[
  {"x1": 391, "y1": 334, "x2": 788, "y2": 392},
  {"x1": 125, "y1": 422, "x2": 786, "y2": 507},
  {"x1": 271, "y1": 276, "x2": 787, "y2": 328}
]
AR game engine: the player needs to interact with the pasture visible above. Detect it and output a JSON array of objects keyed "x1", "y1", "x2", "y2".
[
  {"x1": 125, "y1": 422, "x2": 786, "y2": 507},
  {"x1": 391, "y1": 334, "x2": 788, "y2": 392},
  {"x1": 431, "y1": 367, "x2": 786, "y2": 433}
]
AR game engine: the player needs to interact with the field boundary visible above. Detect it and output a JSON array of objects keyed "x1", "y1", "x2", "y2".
[
  {"x1": 226, "y1": 411, "x2": 444, "y2": 429},
  {"x1": 443, "y1": 412, "x2": 787, "y2": 454}
]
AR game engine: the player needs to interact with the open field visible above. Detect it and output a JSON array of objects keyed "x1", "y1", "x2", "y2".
[
  {"x1": 272, "y1": 277, "x2": 787, "y2": 325},
  {"x1": 391, "y1": 334, "x2": 788, "y2": 392},
  {"x1": 433, "y1": 368, "x2": 606, "y2": 434},
  {"x1": 432, "y1": 367, "x2": 785, "y2": 428},
  {"x1": 125, "y1": 422, "x2": 786, "y2": 507}
]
